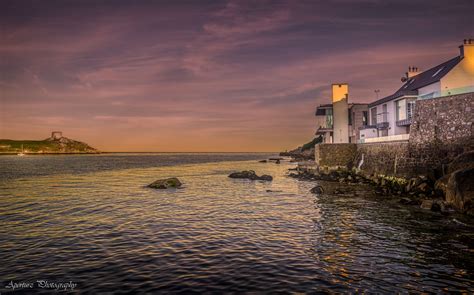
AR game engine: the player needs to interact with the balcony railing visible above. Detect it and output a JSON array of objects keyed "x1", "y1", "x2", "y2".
[
  {"x1": 376, "y1": 122, "x2": 389, "y2": 129},
  {"x1": 316, "y1": 126, "x2": 333, "y2": 134},
  {"x1": 359, "y1": 124, "x2": 376, "y2": 130},
  {"x1": 396, "y1": 117, "x2": 413, "y2": 127}
]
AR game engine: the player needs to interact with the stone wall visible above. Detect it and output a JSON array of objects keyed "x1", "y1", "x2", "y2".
[
  {"x1": 315, "y1": 92, "x2": 474, "y2": 178},
  {"x1": 356, "y1": 142, "x2": 412, "y2": 177},
  {"x1": 315, "y1": 143, "x2": 357, "y2": 170},
  {"x1": 409, "y1": 92, "x2": 474, "y2": 168}
]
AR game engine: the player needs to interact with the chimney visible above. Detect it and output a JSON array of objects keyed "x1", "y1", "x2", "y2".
[
  {"x1": 406, "y1": 66, "x2": 421, "y2": 79},
  {"x1": 459, "y1": 38, "x2": 474, "y2": 59}
]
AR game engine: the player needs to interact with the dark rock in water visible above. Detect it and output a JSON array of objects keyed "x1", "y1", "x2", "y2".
[
  {"x1": 420, "y1": 199, "x2": 434, "y2": 210},
  {"x1": 259, "y1": 160, "x2": 268, "y2": 163},
  {"x1": 269, "y1": 157, "x2": 283, "y2": 161},
  {"x1": 310, "y1": 186, "x2": 324, "y2": 195},
  {"x1": 275, "y1": 159, "x2": 280, "y2": 164},
  {"x1": 259, "y1": 174, "x2": 273, "y2": 181},
  {"x1": 399, "y1": 197, "x2": 410, "y2": 205},
  {"x1": 148, "y1": 177, "x2": 182, "y2": 189},
  {"x1": 399, "y1": 197, "x2": 420, "y2": 205},
  {"x1": 228, "y1": 170, "x2": 273, "y2": 181}
]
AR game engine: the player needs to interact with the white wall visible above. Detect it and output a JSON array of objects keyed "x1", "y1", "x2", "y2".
[
  {"x1": 360, "y1": 128, "x2": 377, "y2": 140},
  {"x1": 441, "y1": 58, "x2": 474, "y2": 95},
  {"x1": 418, "y1": 82, "x2": 441, "y2": 98}
]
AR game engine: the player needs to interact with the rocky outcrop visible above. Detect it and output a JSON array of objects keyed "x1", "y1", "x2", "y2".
[
  {"x1": 280, "y1": 136, "x2": 322, "y2": 161},
  {"x1": 436, "y1": 168, "x2": 474, "y2": 215},
  {"x1": 433, "y1": 151, "x2": 474, "y2": 215},
  {"x1": 228, "y1": 170, "x2": 273, "y2": 181},
  {"x1": 148, "y1": 177, "x2": 182, "y2": 189},
  {"x1": 0, "y1": 135, "x2": 99, "y2": 154}
]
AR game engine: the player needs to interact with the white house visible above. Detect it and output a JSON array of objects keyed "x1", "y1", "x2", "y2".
[
  {"x1": 315, "y1": 84, "x2": 369, "y2": 143},
  {"x1": 360, "y1": 39, "x2": 474, "y2": 142}
]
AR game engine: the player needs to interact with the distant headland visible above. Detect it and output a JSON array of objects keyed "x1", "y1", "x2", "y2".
[{"x1": 0, "y1": 131, "x2": 99, "y2": 154}]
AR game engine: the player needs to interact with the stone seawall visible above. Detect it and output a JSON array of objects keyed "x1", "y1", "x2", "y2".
[
  {"x1": 315, "y1": 143, "x2": 357, "y2": 171},
  {"x1": 315, "y1": 92, "x2": 474, "y2": 178},
  {"x1": 356, "y1": 142, "x2": 411, "y2": 177}
]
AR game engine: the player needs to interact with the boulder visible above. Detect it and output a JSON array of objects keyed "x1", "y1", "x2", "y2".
[
  {"x1": 275, "y1": 159, "x2": 281, "y2": 164},
  {"x1": 447, "y1": 151, "x2": 474, "y2": 174},
  {"x1": 310, "y1": 185, "x2": 324, "y2": 195},
  {"x1": 420, "y1": 199, "x2": 434, "y2": 210},
  {"x1": 258, "y1": 159, "x2": 268, "y2": 163},
  {"x1": 148, "y1": 177, "x2": 182, "y2": 189},
  {"x1": 444, "y1": 168, "x2": 474, "y2": 213},
  {"x1": 399, "y1": 197, "x2": 421, "y2": 205},
  {"x1": 259, "y1": 174, "x2": 273, "y2": 181},
  {"x1": 430, "y1": 200, "x2": 454, "y2": 214},
  {"x1": 228, "y1": 170, "x2": 273, "y2": 181}
]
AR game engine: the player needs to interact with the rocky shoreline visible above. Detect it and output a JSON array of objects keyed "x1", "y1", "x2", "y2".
[{"x1": 287, "y1": 151, "x2": 474, "y2": 217}]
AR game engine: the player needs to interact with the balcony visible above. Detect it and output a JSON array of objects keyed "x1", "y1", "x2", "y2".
[
  {"x1": 396, "y1": 117, "x2": 413, "y2": 127},
  {"x1": 359, "y1": 124, "x2": 376, "y2": 130},
  {"x1": 316, "y1": 126, "x2": 333, "y2": 134},
  {"x1": 376, "y1": 122, "x2": 389, "y2": 129}
]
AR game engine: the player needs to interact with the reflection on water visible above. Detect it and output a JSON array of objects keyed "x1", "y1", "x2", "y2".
[{"x1": 0, "y1": 154, "x2": 473, "y2": 293}]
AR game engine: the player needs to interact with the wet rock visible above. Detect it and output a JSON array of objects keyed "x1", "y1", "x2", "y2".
[
  {"x1": 269, "y1": 157, "x2": 283, "y2": 161},
  {"x1": 417, "y1": 182, "x2": 430, "y2": 193},
  {"x1": 259, "y1": 174, "x2": 273, "y2": 181},
  {"x1": 310, "y1": 185, "x2": 324, "y2": 195},
  {"x1": 228, "y1": 170, "x2": 273, "y2": 181},
  {"x1": 148, "y1": 177, "x2": 182, "y2": 189},
  {"x1": 430, "y1": 200, "x2": 453, "y2": 214},
  {"x1": 258, "y1": 159, "x2": 267, "y2": 163},
  {"x1": 444, "y1": 168, "x2": 474, "y2": 213},
  {"x1": 275, "y1": 159, "x2": 281, "y2": 164},
  {"x1": 399, "y1": 198, "x2": 421, "y2": 206},
  {"x1": 420, "y1": 199, "x2": 434, "y2": 210},
  {"x1": 399, "y1": 197, "x2": 412, "y2": 205}
]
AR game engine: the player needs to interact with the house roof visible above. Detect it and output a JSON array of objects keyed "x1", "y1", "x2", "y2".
[
  {"x1": 368, "y1": 56, "x2": 462, "y2": 108},
  {"x1": 368, "y1": 90, "x2": 418, "y2": 108}
]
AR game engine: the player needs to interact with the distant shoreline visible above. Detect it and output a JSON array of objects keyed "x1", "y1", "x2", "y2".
[{"x1": 0, "y1": 151, "x2": 278, "y2": 155}]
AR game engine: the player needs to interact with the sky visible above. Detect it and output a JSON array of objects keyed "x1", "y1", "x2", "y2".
[{"x1": 1, "y1": 0, "x2": 473, "y2": 152}]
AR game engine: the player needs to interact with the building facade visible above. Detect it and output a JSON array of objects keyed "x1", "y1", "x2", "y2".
[
  {"x1": 361, "y1": 39, "x2": 474, "y2": 142},
  {"x1": 315, "y1": 84, "x2": 368, "y2": 143}
]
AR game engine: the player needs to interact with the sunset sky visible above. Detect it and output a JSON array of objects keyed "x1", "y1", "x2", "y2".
[{"x1": 1, "y1": 0, "x2": 473, "y2": 152}]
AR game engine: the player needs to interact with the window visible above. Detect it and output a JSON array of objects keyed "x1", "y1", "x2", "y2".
[
  {"x1": 382, "y1": 104, "x2": 387, "y2": 122},
  {"x1": 396, "y1": 99, "x2": 407, "y2": 121},
  {"x1": 432, "y1": 67, "x2": 444, "y2": 77},
  {"x1": 348, "y1": 111, "x2": 352, "y2": 125},
  {"x1": 407, "y1": 101, "x2": 415, "y2": 119},
  {"x1": 326, "y1": 108, "x2": 333, "y2": 128},
  {"x1": 370, "y1": 108, "x2": 377, "y2": 125},
  {"x1": 403, "y1": 78, "x2": 415, "y2": 89},
  {"x1": 362, "y1": 111, "x2": 368, "y2": 126}
]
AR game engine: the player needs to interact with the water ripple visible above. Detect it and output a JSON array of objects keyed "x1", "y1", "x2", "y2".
[{"x1": 0, "y1": 155, "x2": 473, "y2": 293}]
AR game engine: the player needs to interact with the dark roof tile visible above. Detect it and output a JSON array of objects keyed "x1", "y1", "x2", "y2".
[{"x1": 369, "y1": 56, "x2": 462, "y2": 108}]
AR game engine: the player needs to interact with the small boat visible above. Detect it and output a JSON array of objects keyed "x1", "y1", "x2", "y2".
[{"x1": 17, "y1": 144, "x2": 25, "y2": 156}]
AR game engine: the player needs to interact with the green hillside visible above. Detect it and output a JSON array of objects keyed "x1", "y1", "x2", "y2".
[{"x1": 0, "y1": 137, "x2": 99, "y2": 154}]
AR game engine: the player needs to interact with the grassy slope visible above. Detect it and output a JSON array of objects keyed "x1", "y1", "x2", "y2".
[{"x1": 0, "y1": 139, "x2": 98, "y2": 153}]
